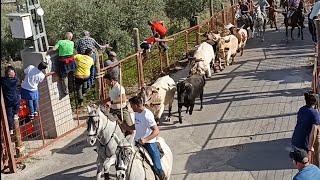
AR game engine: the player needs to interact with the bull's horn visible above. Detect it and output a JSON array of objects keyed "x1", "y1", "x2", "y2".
[
  {"x1": 185, "y1": 82, "x2": 193, "y2": 87},
  {"x1": 240, "y1": 24, "x2": 245, "y2": 29}
]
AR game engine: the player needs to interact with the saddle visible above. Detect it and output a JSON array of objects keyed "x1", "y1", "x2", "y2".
[{"x1": 137, "y1": 141, "x2": 164, "y2": 165}]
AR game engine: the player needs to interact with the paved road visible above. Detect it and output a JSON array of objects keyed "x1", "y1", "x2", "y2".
[{"x1": 2, "y1": 20, "x2": 316, "y2": 180}]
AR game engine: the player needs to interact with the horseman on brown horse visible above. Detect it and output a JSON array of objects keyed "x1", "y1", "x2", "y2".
[{"x1": 281, "y1": 0, "x2": 305, "y2": 40}]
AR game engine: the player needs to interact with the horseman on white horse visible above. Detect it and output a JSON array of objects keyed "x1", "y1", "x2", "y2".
[
  {"x1": 119, "y1": 96, "x2": 173, "y2": 180},
  {"x1": 255, "y1": 0, "x2": 270, "y2": 19}
]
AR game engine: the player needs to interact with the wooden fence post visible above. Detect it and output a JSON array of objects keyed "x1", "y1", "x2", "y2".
[
  {"x1": 1, "y1": 89, "x2": 16, "y2": 173},
  {"x1": 221, "y1": 4, "x2": 226, "y2": 26},
  {"x1": 195, "y1": 16, "x2": 201, "y2": 45},
  {"x1": 185, "y1": 31, "x2": 189, "y2": 58},
  {"x1": 133, "y1": 28, "x2": 144, "y2": 88},
  {"x1": 95, "y1": 52, "x2": 101, "y2": 100},
  {"x1": 209, "y1": 0, "x2": 214, "y2": 17}
]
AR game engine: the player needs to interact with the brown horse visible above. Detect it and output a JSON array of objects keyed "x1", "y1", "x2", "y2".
[{"x1": 267, "y1": 0, "x2": 278, "y2": 30}]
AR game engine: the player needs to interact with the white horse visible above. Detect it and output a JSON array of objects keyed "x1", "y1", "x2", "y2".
[
  {"x1": 252, "y1": 5, "x2": 266, "y2": 41},
  {"x1": 115, "y1": 137, "x2": 173, "y2": 180},
  {"x1": 87, "y1": 105, "x2": 135, "y2": 180}
]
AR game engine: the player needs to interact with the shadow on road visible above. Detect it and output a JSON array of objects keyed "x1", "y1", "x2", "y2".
[{"x1": 185, "y1": 138, "x2": 293, "y2": 173}]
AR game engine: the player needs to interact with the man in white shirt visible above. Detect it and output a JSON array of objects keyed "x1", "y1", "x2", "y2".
[
  {"x1": 309, "y1": 1, "x2": 320, "y2": 20},
  {"x1": 20, "y1": 62, "x2": 48, "y2": 119},
  {"x1": 100, "y1": 75, "x2": 133, "y2": 135},
  {"x1": 126, "y1": 96, "x2": 166, "y2": 180}
]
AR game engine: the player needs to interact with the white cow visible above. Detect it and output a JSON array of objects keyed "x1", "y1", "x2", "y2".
[
  {"x1": 189, "y1": 42, "x2": 215, "y2": 78},
  {"x1": 138, "y1": 75, "x2": 176, "y2": 123}
]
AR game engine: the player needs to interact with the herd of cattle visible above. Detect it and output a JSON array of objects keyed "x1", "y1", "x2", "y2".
[{"x1": 138, "y1": 25, "x2": 248, "y2": 124}]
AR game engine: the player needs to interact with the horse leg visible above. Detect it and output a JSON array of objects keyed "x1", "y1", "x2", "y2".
[
  {"x1": 291, "y1": 26, "x2": 295, "y2": 40},
  {"x1": 189, "y1": 104, "x2": 194, "y2": 115},
  {"x1": 178, "y1": 104, "x2": 182, "y2": 123},
  {"x1": 285, "y1": 25, "x2": 288, "y2": 41},
  {"x1": 200, "y1": 90, "x2": 203, "y2": 110},
  {"x1": 166, "y1": 100, "x2": 173, "y2": 122},
  {"x1": 301, "y1": 27, "x2": 304, "y2": 40},
  {"x1": 103, "y1": 157, "x2": 116, "y2": 180},
  {"x1": 96, "y1": 157, "x2": 104, "y2": 180},
  {"x1": 297, "y1": 26, "x2": 301, "y2": 38},
  {"x1": 156, "y1": 103, "x2": 165, "y2": 124}
]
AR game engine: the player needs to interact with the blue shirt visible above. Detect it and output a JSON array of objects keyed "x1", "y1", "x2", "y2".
[
  {"x1": 0, "y1": 75, "x2": 20, "y2": 107},
  {"x1": 291, "y1": 106, "x2": 320, "y2": 151},
  {"x1": 293, "y1": 164, "x2": 320, "y2": 180}
]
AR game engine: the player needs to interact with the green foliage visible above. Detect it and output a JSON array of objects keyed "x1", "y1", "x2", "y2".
[
  {"x1": 1, "y1": 4, "x2": 24, "y2": 61},
  {"x1": 165, "y1": 0, "x2": 208, "y2": 21}
]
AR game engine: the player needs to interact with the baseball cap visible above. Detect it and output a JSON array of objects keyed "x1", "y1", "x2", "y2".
[
  {"x1": 289, "y1": 148, "x2": 309, "y2": 164},
  {"x1": 109, "y1": 51, "x2": 117, "y2": 57}
]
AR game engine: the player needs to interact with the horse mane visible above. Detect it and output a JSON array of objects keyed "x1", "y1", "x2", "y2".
[{"x1": 98, "y1": 106, "x2": 119, "y2": 122}]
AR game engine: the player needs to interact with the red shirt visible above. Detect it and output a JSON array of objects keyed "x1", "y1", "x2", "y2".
[
  {"x1": 146, "y1": 37, "x2": 156, "y2": 44},
  {"x1": 151, "y1": 22, "x2": 167, "y2": 36}
]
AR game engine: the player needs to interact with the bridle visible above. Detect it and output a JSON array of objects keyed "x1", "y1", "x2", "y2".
[{"x1": 87, "y1": 112, "x2": 118, "y2": 147}]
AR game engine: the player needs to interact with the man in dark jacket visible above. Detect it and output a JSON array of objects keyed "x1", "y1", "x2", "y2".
[{"x1": 1, "y1": 66, "x2": 20, "y2": 134}]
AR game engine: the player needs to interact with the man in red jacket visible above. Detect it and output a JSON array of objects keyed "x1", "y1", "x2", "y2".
[{"x1": 148, "y1": 21, "x2": 169, "y2": 52}]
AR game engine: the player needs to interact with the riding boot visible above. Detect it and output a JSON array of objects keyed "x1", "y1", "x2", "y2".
[{"x1": 104, "y1": 173, "x2": 110, "y2": 180}]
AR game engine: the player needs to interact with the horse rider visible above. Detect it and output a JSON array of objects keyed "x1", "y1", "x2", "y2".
[
  {"x1": 100, "y1": 75, "x2": 133, "y2": 136},
  {"x1": 238, "y1": 0, "x2": 253, "y2": 25},
  {"x1": 126, "y1": 96, "x2": 167, "y2": 180},
  {"x1": 255, "y1": 0, "x2": 270, "y2": 19},
  {"x1": 287, "y1": 0, "x2": 305, "y2": 27}
]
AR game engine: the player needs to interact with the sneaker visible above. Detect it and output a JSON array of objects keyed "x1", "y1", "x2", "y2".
[
  {"x1": 10, "y1": 130, "x2": 13, "y2": 135},
  {"x1": 34, "y1": 112, "x2": 38, "y2": 116},
  {"x1": 29, "y1": 114, "x2": 35, "y2": 120}
]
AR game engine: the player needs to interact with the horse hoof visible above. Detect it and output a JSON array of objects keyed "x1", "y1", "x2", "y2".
[
  {"x1": 261, "y1": 39, "x2": 264, "y2": 42},
  {"x1": 165, "y1": 117, "x2": 171, "y2": 122},
  {"x1": 179, "y1": 120, "x2": 182, "y2": 124}
]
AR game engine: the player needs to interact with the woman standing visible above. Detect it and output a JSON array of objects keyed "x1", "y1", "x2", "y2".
[{"x1": 20, "y1": 62, "x2": 48, "y2": 120}]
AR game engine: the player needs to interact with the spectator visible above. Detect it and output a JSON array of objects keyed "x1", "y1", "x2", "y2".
[
  {"x1": 291, "y1": 91, "x2": 320, "y2": 160},
  {"x1": 0, "y1": 66, "x2": 20, "y2": 134},
  {"x1": 289, "y1": 148, "x2": 320, "y2": 180},
  {"x1": 148, "y1": 20, "x2": 169, "y2": 52},
  {"x1": 76, "y1": 31, "x2": 111, "y2": 88},
  {"x1": 104, "y1": 51, "x2": 119, "y2": 81},
  {"x1": 20, "y1": 62, "x2": 48, "y2": 120},
  {"x1": 100, "y1": 75, "x2": 133, "y2": 135},
  {"x1": 140, "y1": 34, "x2": 174, "y2": 52},
  {"x1": 47, "y1": 32, "x2": 77, "y2": 95},
  {"x1": 308, "y1": 1, "x2": 320, "y2": 43},
  {"x1": 74, "y1": 48, "x2": 94, "y2": 107}
]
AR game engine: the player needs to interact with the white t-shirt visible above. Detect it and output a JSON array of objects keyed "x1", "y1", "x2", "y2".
[
  {"x1": 310, "y1": 2, "x2": 320, "y2": 20},
  {"x1": 108, "y1": 82, "x2": 126, "y2": 109},
  {"x1": 21, "y1": 65, "x2": 45, "y2": 91},
  {"x1": 134, "y1": 108, "x2": 157, "y2": 143}
]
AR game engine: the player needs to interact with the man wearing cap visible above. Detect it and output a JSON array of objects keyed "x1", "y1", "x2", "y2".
[
  {"x1": 104, "y1": 51, "x2": 119, "y2": 81},
  {"x1": 76, "y1": 31, "x2": 111, "y2": 87},
  {"x1": 289, "y1": 148, "x2": 320, "y2": 180},
  {"x1": 100, "y1": 75, "x2": 133, "y2": 135}
]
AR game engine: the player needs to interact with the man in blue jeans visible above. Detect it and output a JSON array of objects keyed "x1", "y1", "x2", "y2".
[
  {"x1": 127, "y1": 96, "x2": 166, "y2": 180},
  {"x1": 289, "y1": 148, "x2": 320, "y2": 180}
]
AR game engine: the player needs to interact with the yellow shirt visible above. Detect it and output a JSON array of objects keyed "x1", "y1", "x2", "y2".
[{"x1": 74, "y1": 54, "x2": 94, "y2": 77}]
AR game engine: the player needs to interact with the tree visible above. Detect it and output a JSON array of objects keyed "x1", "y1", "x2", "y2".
[{"x1": 164, "y1": 0, "x2": 208, "y2": 21}]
